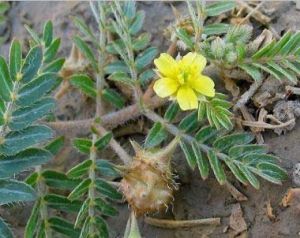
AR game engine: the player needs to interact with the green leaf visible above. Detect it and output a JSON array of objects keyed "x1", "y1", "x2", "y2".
[
  {"x1": 17, "y1": 73, "x2": 58, "y2": 107},
  {"x1": 44, "y1": 38, "x2": 61, "y2": 63},
  {"x1": 195, "y1": 126, "x2": 218, "y2": 143},
  {"x1": 9, "y1": 39, "x2": 22, "y2": 81},
  {"x1": 144, "y1": 122, "x2": 167, "y2": 148},
  {"x1": 104, "y1": 61, "x2": 129, "y2": 74},
  {"x1": 21, "y1": 46, "x2": 43, "y2": 83},
  {"x1": 25, "y1": 172, "x2": 38, "y2": 187},
  {"x1": 0, "y1": 56, "x2": 12, "y2": 101},
  {"x1": 43, "y1": 58, "x2": 65, "y2": 73},
  {"x1": 96, "y1": 159, "x2": 119, "y2": 178},
  {"x1": 67, "y1": 160, "x2": 92, "y2": 178},
  {"x1": 36, "y1": 221, "x2": 46, "y2": 238},
  {"x1": 0, "y1": 125, "x2": 53, "y2": 156},
  {"x1": 252, "y1": 40, "x2": 276, "y2": 59},
  {"x1": 238, "y1": 165, "x2": 260, "y2": 189},
  {"x1": 24, "y1": 25, "x2": 41, "y2": 45},
  {"x1": 207, "y1": 150, "x2": 226, "y2": 185},
  {"x1": 139, "y1": 69, "x2": 155, "y2": 87},
  {"x1": 267, "y1": 31, "x2": 292, "y2": 57},
  {"x1": 133, "y1": 33, "x2": 151, "y2": 51},
  {"x1": 10, "y1": 98, "x2": 55, "y2": 130},
  {"x1": 129, "y1": 10, "x2": 145, "y2": 35},
  {"x1": 198, "y1": 100, "x2": 206, "y2": 121},
  {"x1": 95, "y1": 132, "x2": 113, "y2": 151},
  {"x1": 106, "y1": 39, "x2": 125, "y2": 55},
  {"x1": 25, "y1": 199, "x2": 40, "y2": 238},
  {"x1": 73, "y1": 17, "x2": 97, "y2": 44},
  {"x1": 241, "y1": 153, "x2": 280, "y2": 166},
  {"x1": 43, "y1": 21, "x2": 53, "y2": 47},
  {"x1": 108, "y1": 72, "x2": 134, "y2": 86},
  {"x1": 95, "y1": 178, "x2": 122, "y2": 200},
  {"x1": 102, "y1": 88, "x2": 125, "y2": 109},
  {"x1": 45, "y1": 136, "x2": 65, "y2": 155},
  {"x1": 203, "y1": 23, "x2": 230, "y2": 36},
  {"x1": 73, "y1": 138, "x2": 92, "y2": 154},
  {"x1": 206, "y1": 1, "x2": 236, "y2": 16},
  {"x1": 124, "y1": 1, "x2": 136, "y2": 19},
  {"x1": 180, "y1": 140, "x2": 197, "y2": 170},
  {"x1": 213, "y1": 133, "x2": 254, "y2": 153},
  {"x1": 124, "y1": 212, "x2": 141, "y2": 238},
  {"x1": 164, "y1": 102, "x2": 179, "y2": 122},
  {"x1": 95, "y1": 197, "x2": 118, "y2": 216},
  {"x1": 48, "y1": 217, "x2": 80, "y2": 238},
  {"x1": 0, "y1": 179, "x2": 36, "y2": 205},
  {"x1": 179, "y1": 111, "x2": 199, "y2": 133},
  {"x1": 135, "y1": 47, "x2": 157, "y2": 70},
  {"x1": 79, "y1": 217, "x2": 89, "y2": 238},
  {"x1": 229, "y1": 144, "x2": 267, "y2": 158},
  {"x1": 192, "y1": 141, "x2": 209, "y2": 180},
  {"x1": 0, "y1": 217, "x2": 13, "y2": 238},
  {"x1": 74, "y1": 199, "x2": 88, "y2": 228},
  {"x1": 45, "y1": 194, "x2": 81, "y2": 213},
  {"x1": 239, "y1": 64, "x2": 262, "y2": 81},
  {"x1": 0, "y1": 2, "x2": 9, "y2": 14},
  {"x1": 95, "y1": 217, "x2": 109, "y2": 238},
  {"x1": 252, "y1": 63, "x2": 282, "y2": 81},
  {"x1": 253, "y1": 162, "x2": 288, "y2": 184},
  {"x1": 224, "y1": 159, "x2": 248, "y2": 185},
  {"x1": 73, "y1": 36, "x2": 98, "y2": 71},
  {"x1": 175, "y1": 28, "x2": 193, "y2": 50},
  {"x1": 68, "y1": 178, "x2": 91, "y2": 201},
  {"x1": 267, "y1": 61, "x2": 297, "y2": 83},
  {"x1": 42, "y1": 170, "x2": 80, "y2": 190},
  {"x1": 0, "y1": 148, "x2": 52, "y2": 178},
  {"x1": 70, "y1": 74, "x2": 96, "y2": 98}
]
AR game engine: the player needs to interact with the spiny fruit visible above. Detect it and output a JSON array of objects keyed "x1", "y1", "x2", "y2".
[{"x1": 120, "y1": 138, "x2": 179, "y2": 216}]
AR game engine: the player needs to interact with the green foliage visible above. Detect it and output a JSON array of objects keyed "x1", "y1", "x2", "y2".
[
  {"x1": 239, "y1": 31, "x2": 300, "y2": 83},
  {"x1": 0, "y1": 20, "x2": 61, "y2": 237},
  {"x1": 144, "y1": 122, "x2": 167, "y2": 148},
  {"x1": 175, "y1": 1, "x2": 236, "y2": 51},
  {"x1": 106, "y1": 1, "x2": 157, "y2": 87},
  {"x1": 0, "y1": 2, "x2": 9, "y2": 45},
  {"x1": 0, "y1": 1, "x2": 294, "y2": 238},
  {"x1": 67, "y1": 131, "x2": 120, "y2": 238},
  {"x1": 180, "y1": 129, "x2": 288, "y2": 188}
]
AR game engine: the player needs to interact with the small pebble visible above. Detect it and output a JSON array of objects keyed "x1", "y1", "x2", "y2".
[{"x1": 292, "y1": 163, "x2": 300, "y2": 186}]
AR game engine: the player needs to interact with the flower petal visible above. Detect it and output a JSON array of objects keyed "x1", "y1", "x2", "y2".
[
  {"x1": 154, "y1": 53, "x2": 178, "y2": 78},
  {"x1": 180, "y1": 52, "x2": 207, "y2": 73},
  {"x1": 153, "y1": 78, "x2": 179, "y2": 98},
  {"x1": 176, "y1": 86, "x2": 198, "y2": 111},
  {"x1": 189, "y1": 75, "x2": 215, "y2": 97}
]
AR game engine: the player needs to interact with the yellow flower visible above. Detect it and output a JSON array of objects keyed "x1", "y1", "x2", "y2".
[{"x1": 153, "y1": 52, "x2": 215, "y2": 111}]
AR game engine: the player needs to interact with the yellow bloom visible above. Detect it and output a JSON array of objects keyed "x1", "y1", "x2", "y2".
[{"x1": 153, "y1": 52, "x2": 215, "y2": 111}]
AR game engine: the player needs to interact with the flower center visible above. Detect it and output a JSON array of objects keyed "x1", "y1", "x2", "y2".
[{"x1": 178, "y1": 69, "x2": 191, "y2": 85}]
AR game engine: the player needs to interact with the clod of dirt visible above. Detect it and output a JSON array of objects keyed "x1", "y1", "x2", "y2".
[
  {"x1": 272, "y1": 100, "x2": 300, "y2": 135},
  {"x1": 266, "y1": 200, "x2": 276, "y2": 222},
  {"x1": 281, "y1": 188, "x2": 300, "y2": 213},
  {"x1": 252, "y1": 76, "x2": 292, "y2": 109},
  {"x1": 292, "y1": 163, "x2": 300, "y2": 186},
  {"x1": 229, "y1": 203, "x2": 247, "y2": 236}
]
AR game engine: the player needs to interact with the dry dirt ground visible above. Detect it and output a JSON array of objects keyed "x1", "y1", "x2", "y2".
[{"x1": 0, "y1": 1, "x2": 300, "y2": 238}]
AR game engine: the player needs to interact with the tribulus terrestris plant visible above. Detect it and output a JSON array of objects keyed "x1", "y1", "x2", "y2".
[{"x1": 0, "y1": 0, "x2": 299, "y2": 237}]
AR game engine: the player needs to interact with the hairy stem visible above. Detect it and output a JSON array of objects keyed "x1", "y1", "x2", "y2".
[
  {"x1": 87, "y1": 3, "x2": 106, "y2": 234},
  {"x1": 47, "y1": 96, "x2": 165, "y2": 137},
  {"x1": 36, "y1": 166, "x2": 52, "y2": 238},
  {"x1": 94, "y1": 126, "x2": 131, "y2": 165}
]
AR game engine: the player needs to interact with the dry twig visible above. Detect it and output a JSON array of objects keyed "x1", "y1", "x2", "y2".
[{"x1": 144, "y1": 217, "x2": 221, "y2": 229}]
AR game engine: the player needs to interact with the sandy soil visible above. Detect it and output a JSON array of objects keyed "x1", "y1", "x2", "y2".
[{"x1": 0, "y1": 1, "x2": 300, "y2": 238}]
